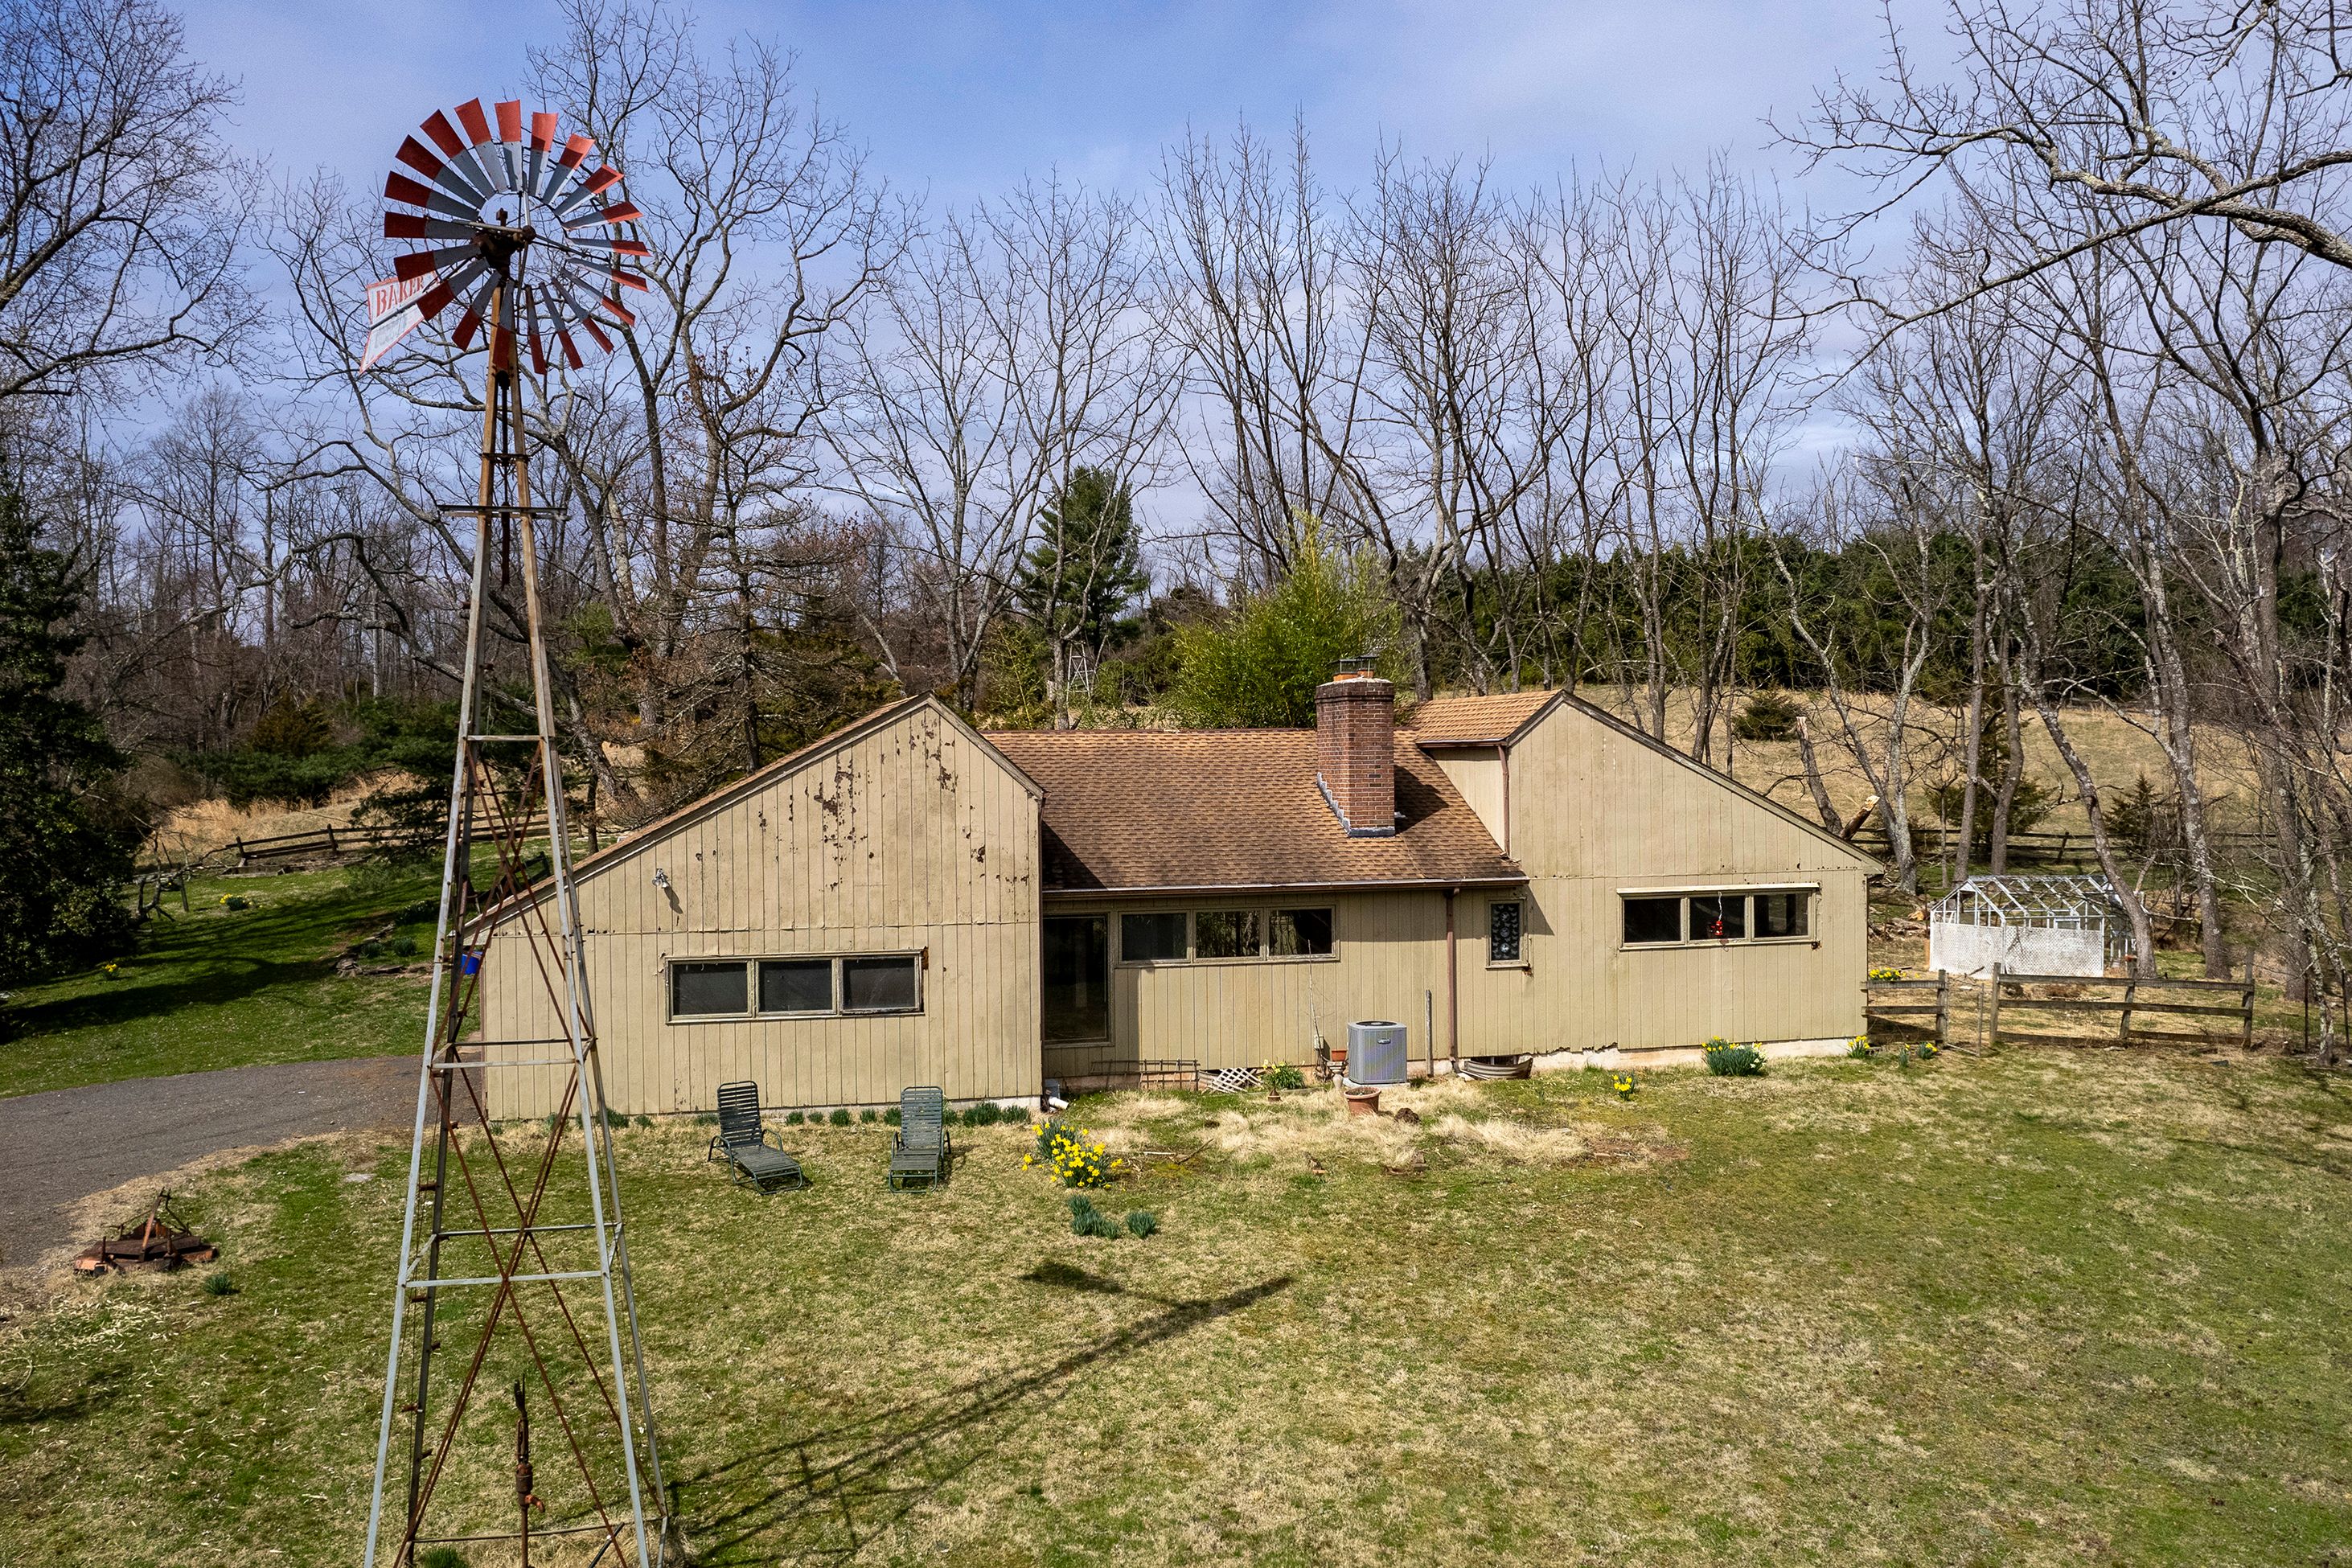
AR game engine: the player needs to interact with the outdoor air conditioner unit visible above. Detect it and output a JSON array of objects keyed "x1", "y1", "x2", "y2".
[{"x1": 1348, "y1": 1020, "x2": 1409, "y2": 1085}]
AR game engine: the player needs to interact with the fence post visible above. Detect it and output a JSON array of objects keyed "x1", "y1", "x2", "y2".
[
  {"x1": 1935, "y1": 971, "x2": 1949, "y2": 1046},
  {"x1": 2118, "y1": 977, "x2": 2137, "y2": 1042},
  {"x1": 2242, "y1": 961, "x2": 2256, "y2": 1052},
  {"x1": 1989, "y1": 963, "x2": 2002, "y2": 1045}
]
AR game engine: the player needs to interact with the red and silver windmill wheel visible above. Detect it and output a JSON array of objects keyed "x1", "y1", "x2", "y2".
[{"x1": 367, "y1": 96, "x2": 650, "y2": 371}]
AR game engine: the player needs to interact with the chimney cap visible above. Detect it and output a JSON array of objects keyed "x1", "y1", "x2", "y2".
[{"x1": 1334, "y1": 655, "x2": 1378, "y2": 680}]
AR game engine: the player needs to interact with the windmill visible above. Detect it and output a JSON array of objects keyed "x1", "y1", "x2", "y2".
[{"x1": 358, "y1": 96, "x2": 667, "y2": 1568}]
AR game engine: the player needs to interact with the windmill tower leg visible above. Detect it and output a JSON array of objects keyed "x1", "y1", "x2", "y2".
[{"x1": 360, "y1": 277, "x2": 667, "y2": 1568}]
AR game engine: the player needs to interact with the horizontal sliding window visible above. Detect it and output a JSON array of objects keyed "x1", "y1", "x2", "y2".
[
  {"x1": 1270, "y1": 907, "x2": 1334, "y2": 958},
  {"x1": 1755, "y1": 891, "x2": 1809, "y2": 939},
  {"x1": 1622, "y1": 890, "x2": 1812, "y2": 949},
  {"x1": 672, "y1": 960, "x2": 749, "y2": 1018},
  {"x1": 668, "y1": 952, "x2": 922, "y2": 1021},
  {"x1": 1622, "y1": 897, "x2": 1683, "y2": 946},
  {"x1": 1121, "y1": 912, "x2": 1187, "y2": 963},
  {"x1": 1195, "y1": 909, "x2": 1261, "y2": 960},
  {"x1": 1118, "y1": 907, "x2": 1337, "y2": 964},
  {"x1": 758, "y1": 958, "x2": 832, "y2": 1015},
  {"x1": 843, "y1": 954, "x2": 920, "y2": 1013}
]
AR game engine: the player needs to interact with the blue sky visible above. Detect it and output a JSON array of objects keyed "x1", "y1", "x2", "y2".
[{"x1": 186, "y1": 0, "x2": 1893, "y2": 206}]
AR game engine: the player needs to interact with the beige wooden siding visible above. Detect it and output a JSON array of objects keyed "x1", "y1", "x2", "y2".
[
  {"x1": 478, "y1": 702, "x2": 1041, "y2": 1117},
  {"x1": 1094, "y1": 705, "x2": 1872, "y2": 1069}
]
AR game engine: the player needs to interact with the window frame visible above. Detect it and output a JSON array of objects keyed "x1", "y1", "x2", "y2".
[
  {"x1": 1113, "y1": 905, "x2": 1340, "y2": 967},
  {"x1": 1486, "y1": 897, "x2": 1527, "y2": 967},
  {"x1": 664, "y1": 950, "x2": 926, "y2": 1024},
  {"x1": 1615, "y1": 886, "x2": 1820, "y2": 952}
]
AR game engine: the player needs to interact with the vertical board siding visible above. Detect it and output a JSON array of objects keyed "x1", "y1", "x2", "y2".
[{"x1": 482, "y1": 704, "x2": 1041, "y2": 1119}]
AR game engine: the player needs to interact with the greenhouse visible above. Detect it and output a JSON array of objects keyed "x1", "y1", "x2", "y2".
[{"x1": 1927, "y1": 875, "x2": 2134, "y2": 979}]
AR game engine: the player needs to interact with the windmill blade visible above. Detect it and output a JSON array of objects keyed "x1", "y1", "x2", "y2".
[
  {"x1": 519, "y1": 285, "x2": 549, "y2": 375},
  {"x1": 551, "y1": 164, "x2": 624, "y2": 222},
  {"x1": 524, "y1": 111, "x2": 557, "y2": 201},
  {"x1": 392, "y1": 244, "x2": 476, "y2": 282},
  {"x1": 451, "y1": 100, "x2": 507, "y2": 196},
  {"x1": 556, "y1": 327, "x2": 585, "y2": 370},
  {"x1": 567, "y1": 234, "x2": 653, "y2": 258},
  {"x1": 395, "y1": 137, "x2": 487, "y2": 209},
  {"x1": 539, "y1": 133, "x2": 595, "y2": 204},
  {"x1": 384, "y1": 214, "x2": 481, "y2": 242},
  {"x1": 612, "y1": 267, "x2": 651, "y2": 292},
  {"x1": 384, "y1": 171, "x2": 479, "y2": 222},
  {"x1": 413, "y1": 255, "x2": 487, "y2": 324},
  {"x1": 562, "y1": 199, "x2": 643, "y2": 231}
]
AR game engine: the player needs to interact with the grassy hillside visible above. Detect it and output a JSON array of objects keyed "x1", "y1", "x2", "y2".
[
  {"x1": 2, "y1": 1051, "x2": 2347, "y2": 1565},
  {"x1": 0, "y1": 866, "x2": 440, "y2": 1099}
]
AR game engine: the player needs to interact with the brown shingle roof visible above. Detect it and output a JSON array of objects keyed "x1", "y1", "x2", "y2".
[
  {"x1": 1405, "y1": 690, "x2": 1562, "y2": 746},
  {"x1": 986, "y1": 729, "x2": 1522, "y2": 894}
]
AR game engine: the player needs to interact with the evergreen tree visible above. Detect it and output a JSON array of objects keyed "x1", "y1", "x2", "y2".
[
  {"x1": 0, "y1": 466, "x2": 134, "y2": 987},
  {"x1": 1016, "y1": 467, "x2": 1150, "y2": 724},
  {"x1": 1171, "y1": 517, "x2": 1402, "y2": 727}
]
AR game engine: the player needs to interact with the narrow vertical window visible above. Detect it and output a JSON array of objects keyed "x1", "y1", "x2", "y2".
[{"x1": 1488, "y1": 900, "x2": 1523, "y2": 963}]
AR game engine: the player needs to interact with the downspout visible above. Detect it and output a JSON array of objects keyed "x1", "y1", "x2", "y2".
[
  {"x1": 1445, "y1": 889, "x2": 1460, "y2": 1073},
  {"x1": 1496, "y1": 744, "x2": 1511, "y2": 856}
]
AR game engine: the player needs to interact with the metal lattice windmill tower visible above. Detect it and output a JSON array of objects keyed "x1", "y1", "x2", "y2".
[{"x1": 358, "y1": 96, "x2": 668, "y2": 1568}]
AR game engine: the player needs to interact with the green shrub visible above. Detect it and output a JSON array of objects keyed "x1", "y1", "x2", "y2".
[
  {"x1": 634, "y1": 1114, "x2": 654, "y2": 1129},
  {"x1": 203, "y1": 1271, "x2": 236, "y2": 1296},
  {"x1": 1731, "y1": 690, "x2": 1803, "y2": 741},
  {"x1": 1087, "y1": 1211, "x2": 1126, "y2": 1238},
  {"x1": 1703, "y1": 1037, "x2": 1766, "y2": 1077},
  {"x1": 1262, "y1": 1062, "x2": 1306, "y2": 1090},
  {"x1": 829, "y1": 1108, "x2": 852, "y2": 1127},
  {"x1": 1124, "y1": 1209, "x2": 1158, "y2": 1238},
  {"x1": 884, "y1": 1107, "x2": 901, "y2": 1125},
  {"x1": 1066, "y1": 1194, "x2": 1099, "y2": 1236},
  {"x1": 860, "y1": 1108, "x2": 878, "y2": 1123},
  {"x1": 392, "y1": 934, "x2": 419, "y2": 957},
  {"x1": 785, "y1": 1110, "x2": 805, "y2": 1126},
  {"x1": 603, "y1": 1106, "x2": 628, "y2": 1130},
  {"x1": 416, "y1": 1547, "x2": 469, "y2": 1568}
]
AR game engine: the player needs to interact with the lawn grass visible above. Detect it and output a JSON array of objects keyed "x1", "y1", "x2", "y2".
[
  {"x1": 4, "y1": 1048, "x2": 2350, "y2": 1565},
  {"x1": 0, "y1": 864, "x2": 441, "y2": 1098}
]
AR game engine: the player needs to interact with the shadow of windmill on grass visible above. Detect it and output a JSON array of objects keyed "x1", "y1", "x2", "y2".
[{"x1": 679, "y1": 1270, "x2": 1294, "y2": 1564}]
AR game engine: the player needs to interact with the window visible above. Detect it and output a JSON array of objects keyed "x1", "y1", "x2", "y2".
[
  {"x1": 1621, "y1": 889, "x2": 1815, "y2": 948},
  {"x1": 1690, "y1": 894, "x2": 1747, "y2": 942},
  {"x1": 1122, "y1": 911, "x2": 1188, "y2": 963},
  {"x1": 843, "y1": 954, "x2": 921, "y2": 1013},
  {"x1": 671, "y1": 960, "x2": 748, "y2": 1017},
  {"x1": 758, "y1": 958, "x2": 832, "y2": 1014},
  {"x1": 1622, "y1": 897, "x2": 1683, "y2": 946},
  {"x1": 1270, "y1": 907, "x2": 1334, "y2": 957},
  {"x1": 1118, "y1": 906, "x2": 1336, "y2": 965},
  {"x1": 668, "y1": 952, "x2": 922, "y2": 1021},
  {"x1": 1195, "y1": 909, "x2": 1262, "y2": 959},
  {"x1": 1488, "y1": 899, "x2": 1524, "y2": 963},
  {"x1": 1755, "y1": 890, "x2": 1809, "y2": 938}
]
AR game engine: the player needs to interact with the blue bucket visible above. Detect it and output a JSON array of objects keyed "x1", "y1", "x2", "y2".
[{"x1": 458, "y1": 948, "x2": 483, "y2": 977}]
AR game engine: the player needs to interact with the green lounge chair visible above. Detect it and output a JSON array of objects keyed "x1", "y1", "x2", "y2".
[
  {"x1": 708, "y1": 1081, "x2": 808, "y2": 1192},
  {"x1": 887, "y1": 1086, "x2": 952, "y2": 1190}
]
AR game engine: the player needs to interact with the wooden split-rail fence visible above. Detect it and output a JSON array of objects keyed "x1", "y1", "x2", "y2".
[
  {"x1": 1866, "y1": 967, "x2": 2257, "y2": 1049},
  {"x1": 139, "y1": 814, "x2": 552, "y2": 875}
]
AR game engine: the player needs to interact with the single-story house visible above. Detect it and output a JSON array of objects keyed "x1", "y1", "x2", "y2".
[{"x1": 474, "y1": 671, "x2": 1876, "y2": 1117}]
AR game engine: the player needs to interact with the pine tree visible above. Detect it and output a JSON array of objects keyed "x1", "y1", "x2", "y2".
[
  {"x1": 1016, "y1": 468, "x2": 1150, "y2": 725},
  {"x1": 0, "y1": 466, "x2": 133, "y2": 987}
]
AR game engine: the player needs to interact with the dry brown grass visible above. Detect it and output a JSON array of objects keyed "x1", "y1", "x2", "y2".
[{"x1": 145, "y1": 770, "x2": 428, "y2": 858}]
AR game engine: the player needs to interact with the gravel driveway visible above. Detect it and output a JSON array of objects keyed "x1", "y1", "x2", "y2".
[{"x1": 0, "y1": 1056, "x2": 417, "y2": 1269}]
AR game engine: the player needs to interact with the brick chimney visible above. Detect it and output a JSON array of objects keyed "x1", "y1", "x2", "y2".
[{"x1": 1316, "y1": 659, "x2": 1397, "y2": 837}]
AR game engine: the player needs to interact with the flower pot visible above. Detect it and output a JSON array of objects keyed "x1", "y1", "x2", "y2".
[{"x1": 1344, "y1": 1086, "x2": 1381, "y2": 1117}]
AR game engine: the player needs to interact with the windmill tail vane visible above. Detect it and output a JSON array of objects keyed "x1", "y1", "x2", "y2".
[
  {"x1": 363, "y1": 95, "x2": 650, "y2": 373},
  {"x1": 358, "y1": 95, "x2": 670, "y2": 1568}
]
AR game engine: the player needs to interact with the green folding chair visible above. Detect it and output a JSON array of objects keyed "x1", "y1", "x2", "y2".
[
  {"x1": 887, "y1": 1086, "x2": 952, "y2": 1190},
  {"x1": 708, "y1": 1081, "x2": 808, "y2": 1192}
]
